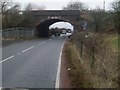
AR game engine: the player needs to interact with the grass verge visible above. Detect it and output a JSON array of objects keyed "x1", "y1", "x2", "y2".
[
  {"x1": 64, "y1": 32, "x2": 119, "y2": 88},
  {"x1": 64, "y1": 41, "x2": 93, "y2": 88}
]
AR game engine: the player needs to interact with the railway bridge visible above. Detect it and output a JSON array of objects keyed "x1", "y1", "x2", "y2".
[{"x1": 29, "y1": 10, "x2": 81, "y2": 37}]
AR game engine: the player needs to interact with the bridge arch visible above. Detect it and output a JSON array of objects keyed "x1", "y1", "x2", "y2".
[{"x1": 35, "y1": 18, "x2": 74, "y2": 37}]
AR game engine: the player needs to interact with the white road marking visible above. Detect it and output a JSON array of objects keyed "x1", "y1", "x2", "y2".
[
  {"x1": 38, "y1": 41, "x2": 46, "y2": 45},
  {"x1": 48, "y1": 38, "x2": 52, "y2": 41},
  {"x1": 55, "y1": 42, "x2": 65, "y2": 88},
  {"x1": 17, "y1": 52, "x2": 20, "y2": 54},
  {"x1": 0, "y1": 55, "x2": 15, "y2": 63},
  {"x1": 38, "y1": 39, "x2": 51, "y2": 45},
  {"x1": 1, "y1": 39, "x2": 52, "y2": 63},
  {"x1": 22, "y1": 46, "x2": 34, "y2": 53}
]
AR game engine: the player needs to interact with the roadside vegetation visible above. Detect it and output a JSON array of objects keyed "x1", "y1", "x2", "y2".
[
  {"x1": 64, "y1": 41, "x2": 93, "y2": 88},
  {"x1": 63, "y1": 0, "x2": 119, "y2": 88},
  {"x1": 66, "y1": 32, "x2": 118, "y2": 88},
  {"x1": 112, "y1": 37, "x2": 119, "y2": 49},
  {"x1": 0, "y1": 0, "x2": 46, "y2": 29}
]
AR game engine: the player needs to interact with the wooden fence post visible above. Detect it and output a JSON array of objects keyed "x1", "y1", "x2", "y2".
[
  {"x1": 80, "y1": 41, "x2": 83, "y2": 59},
  {"x1": 90, "y1": 47, "x2": 95, "y2": 67}
]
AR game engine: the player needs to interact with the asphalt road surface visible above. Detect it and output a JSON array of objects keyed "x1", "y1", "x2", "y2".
[{"x1": 1, "y1": 35, "x2": 68, "y2": 88}]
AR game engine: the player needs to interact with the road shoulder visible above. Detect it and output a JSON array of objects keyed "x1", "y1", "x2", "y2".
[{"x1": 60, "y1": 41, "x2": 72, "y2": 88}]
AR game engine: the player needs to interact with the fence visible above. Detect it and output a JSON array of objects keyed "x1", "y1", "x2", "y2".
[
  {"x1": 1, "y1": 27, "x2": 35, "y2": 39},
  {"x1": 78, "y1": 41, "x2": 96, "y2": 68},
  {"x1": 71, "y1": 32, "x2": 118, "y2": 88}
]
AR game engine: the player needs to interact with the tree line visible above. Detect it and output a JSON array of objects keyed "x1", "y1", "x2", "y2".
[
  {"x1": 0, "y1": 0, "x2": 119, "y2": 33},
  {"x1": 63, "y1": 0, "x2": 120, "y2": 33},
  {"x1": 0, "y1": 0, "x2": 46, "y2": 29}
]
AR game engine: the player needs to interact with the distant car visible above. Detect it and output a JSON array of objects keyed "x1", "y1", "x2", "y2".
[
  {"x1": 66, "y1": 29, "x2": 72, "y2": 33},
  {"x1": 54, "y1": 32, "x2": 60, "y2": 36},
  {"x1": 62, "y1": 30, "x2": 66, "y2": 34}
]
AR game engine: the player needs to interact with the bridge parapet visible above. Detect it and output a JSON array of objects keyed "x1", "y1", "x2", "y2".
[{"x1": 2, "y1": 28, "x2": 35, "y2": 40}]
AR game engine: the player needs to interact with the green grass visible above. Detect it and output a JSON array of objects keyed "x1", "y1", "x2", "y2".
[
  {"x1": 106, "y1": 35, "x2": 119, "y2": 51},
  {"x1": 112, "y1": 37, "x2": 120, "y2": 49}
]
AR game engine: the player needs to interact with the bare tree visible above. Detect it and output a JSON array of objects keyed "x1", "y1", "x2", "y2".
[
  {"x1": 25, "y1": 3, "x2": 46, "y2": 11},
  {"x1": 62, "y1": 1, "x2": 88, "y2": 11},
  {"x1": 0, "y1": 0, "x2": 16, "y2": 14},
  {"x1": 89, "y1": 8, "x2": 107, "y2": 32},
  {"x1": 2, "y1": 1, "x2": 47, "y2": 28},
  {"x1": 1, "y1": 0, "x2": 22, "y2": 28},
  {"x1": 111, "y1": 0, "x2": 120, "y2": 33},
  {"x1": 24, "y1": 3, "x2": 33, "y2": 11},
  {"x1": 112, "y1": 0, "x2": 120, "y2": 11},
  {"x1": 19, "y1": 3, "x2": 46, "y2": 28},
  {"x1": 8, "y1": 3, "x2": 22, "y2": 28}
]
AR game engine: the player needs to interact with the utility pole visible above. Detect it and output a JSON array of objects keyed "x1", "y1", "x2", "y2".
[{"x1": 103, "y1": 0, "x2": 106, "y2": 11}]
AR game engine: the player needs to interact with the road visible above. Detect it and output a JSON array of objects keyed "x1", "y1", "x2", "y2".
[{"x1": 1, "y1": 35, "x2": 68, "y2": 88}]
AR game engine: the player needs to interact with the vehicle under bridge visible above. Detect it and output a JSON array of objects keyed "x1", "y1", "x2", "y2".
[
  {"x1": 29, "y1": 10, "x2": 81, "y2": 37},
  {"x1": 36, "y1": 19, "x2": 66, "y2": 37}
]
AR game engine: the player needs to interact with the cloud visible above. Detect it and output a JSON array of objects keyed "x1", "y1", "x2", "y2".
[
  {"x1": 14, "y1": 0, "x2": 114, "y2": 10},
  {"x1": 49, "y1": 22, "x2": 74, "y2": 30}
]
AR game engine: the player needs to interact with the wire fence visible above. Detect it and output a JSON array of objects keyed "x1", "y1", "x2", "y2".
[
  {"x1": 1, "y1": 27, "x2": 35, "y2": 40},
  {"x1": 78, "y1": 41, "x2": 106, "y2": 68},
  {"x1": 71, "y1": 32, "x2": 118, "y2": 87}
]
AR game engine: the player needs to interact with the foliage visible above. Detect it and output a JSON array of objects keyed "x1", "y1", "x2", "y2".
[
  {"x1": 88, "y1": 9, "x2": 115, "y2": 32},
  {"x1": 1, "y1": 1, "x2": 46, "y2": 29},
  {"x1": 0, "y1": 0, "x2": 12, "y2": 13},
  {"x1": 112, "y1": 0, "x2": 120, "y2": 33},
  {"x1": 89, "y1": 1, "x2": 120, "y2": 33},
  {"x1": 2, "y1": 1, "x2": 22, "y2": 29},
  {"x1": 69, "y1": 31, "x2": 118, "y2": 88}
]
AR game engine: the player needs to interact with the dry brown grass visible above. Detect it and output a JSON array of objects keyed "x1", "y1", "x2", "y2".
[
  {"x1": 64, "y1": 41, "x2": 93, "y2": 88},
  {"x1": 65, "y1": 31, "x2": 119, "y2": 88}
]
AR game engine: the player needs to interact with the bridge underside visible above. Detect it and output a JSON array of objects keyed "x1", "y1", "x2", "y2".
[{"x1": 36, "y1": 19, "x2": 66, "y2": 37}]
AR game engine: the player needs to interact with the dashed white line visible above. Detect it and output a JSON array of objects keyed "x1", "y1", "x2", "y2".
[
  {"x1": 1, "y1": 39, "x2": 51, "y2": 63},
  {"x1": 22, "y1": 46, "x2": 34, "y2": 53},
  {"x1": 17, "y1": 52, "x2": 20, "y2": 55},
  {"x1": 38, "y1": 39, "x2": 51, "y2": 45},
  {"x1": 38, "y1": 41, "x2": 46, "y2": 45},
  {"x1": 0, "y1": 55, "x2": 15, "y2": 63},
  {"x1": 48, "y1": 38, "x2": 52, "y2": 41}
]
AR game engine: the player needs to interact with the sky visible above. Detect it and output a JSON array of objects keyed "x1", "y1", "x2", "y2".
[
  {"x1": 13, "y1": 0, "x2": 115, "y2": 30},
  {"x1": 14, "y1": 0, "x2": 115, "y2": 10},
  {"x1": 49, "y1": 22, "x2": 74, "y2": 30}
]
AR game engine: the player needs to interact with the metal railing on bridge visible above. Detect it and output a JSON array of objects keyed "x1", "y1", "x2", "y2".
[{"x1": 1, "y1": 27, "x2": 35, "y2": 40}]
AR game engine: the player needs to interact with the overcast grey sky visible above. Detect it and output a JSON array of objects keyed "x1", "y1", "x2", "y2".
[{"x1": 14, "y1": 0, "x2": 115, "y2": 10}]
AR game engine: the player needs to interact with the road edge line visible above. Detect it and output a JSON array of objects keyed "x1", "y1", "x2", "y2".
[
  {"x1": 22, "y1": 46, "x2": 34, "y2": 53},
  {"x1": 55, "y1": 41, "x2": 65, "y2": 89}
]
